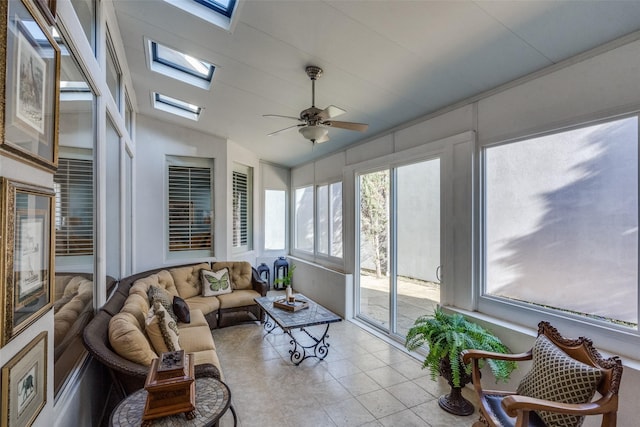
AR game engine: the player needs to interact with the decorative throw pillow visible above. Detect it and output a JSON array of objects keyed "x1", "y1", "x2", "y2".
[
  {"x1": 516, "y1": 334, "x2": 603, "y2": 427},
  {"x1": 173, "y1": 295, "x2": 191, "y2": 324},
  {"x1": 148, "y1": 286, "x2": 177, "y2": 323},
  {"x1": 201, "y1": 268, "x2": 232, "y2": 297},
  {"x1": 145, "y1": 301, "x2": 181, "y2": 354}
]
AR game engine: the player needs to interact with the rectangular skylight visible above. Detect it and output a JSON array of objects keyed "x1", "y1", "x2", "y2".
[
  {"x1": 193, "y1": 0, "x2": 236, "y2": 18},
  {"x1": 153, "y1": 92, "x2": 201, "y2": 121},
  {"x1": 162, "y1": 0, "x2": 239, "y2": 31},
  {"x1": 152, "y1": 41, "x2": 214, "y2": 81}
]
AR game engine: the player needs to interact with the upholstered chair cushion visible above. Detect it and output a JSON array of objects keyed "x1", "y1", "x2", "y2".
[
  {"x1": 201, "y1": 268, "x2": 232, "y2": 297},
  {"x1": 119, "y1": 293, "x2": 150, "y2": 330},
  {"x1": 170, "y1": 263, "x2": 210, "y2": 299},
  {"x1": 184, "y1": 295, "x2": 221, "y2": 315},
  {"x1": 109, "y1": 312, "x2": 157, "y2": 366},
  {"x1": 516, "y1": 335, "x2": 603, "y2": 427},
  {"x1": 212, "y1": 261, "x2": 252, "y2": 290},
  {"x1": 173, "y1": 295, "x2": 191, "y2": 323},
  {"x1": 145, "y1": 301, "x2": 181, "y2": 354},
  {"x1": 217, "y1": 289, "x2": 261, "y2": 309}
]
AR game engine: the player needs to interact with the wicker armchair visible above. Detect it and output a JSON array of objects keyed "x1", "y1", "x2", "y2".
[{"x1": 462, "y1": 322, "x2": 623, "y2": 427}]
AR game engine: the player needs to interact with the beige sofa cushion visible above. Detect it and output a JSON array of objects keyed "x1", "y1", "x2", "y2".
[
  {"x1": 185, "y1": 296, "x2": 220, "y2": 316},
  {"x1": 217, "y1": 289, "x2": 261, "y2": 309},
  {"x1": 191, "y1": 349, "x2": 223, "y2": 381},
  {"x1": 179, "y1": 327, "x2": 216, "y2": 353},
  {"x1": 109, "y1": 312, "x2": 157, "y2": 366},
  {"x1": 179, "y1": 309, "x2": 208, "y2": 329},
  {"x1": 212, "y1": 261, "x2": 252, "y2": 290},
  {"x1": 130, "y1": 270, "x2": 179, "y2": 300},
  {"x1": 170, "y1": 263, "x2": 210, "y2": 299}
]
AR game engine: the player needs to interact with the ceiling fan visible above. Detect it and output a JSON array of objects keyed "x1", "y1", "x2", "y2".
[{"x1": 264, "y1": 66, "x2": 369, "y2": 144}]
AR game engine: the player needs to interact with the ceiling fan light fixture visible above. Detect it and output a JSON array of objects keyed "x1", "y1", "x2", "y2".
[{"x1": 299, "y1": 126, "x2": 328, "y2": 142}]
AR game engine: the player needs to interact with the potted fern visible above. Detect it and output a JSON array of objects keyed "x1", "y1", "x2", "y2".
[{"x1": 405, "y1": 306, "x2": 516, "y2": 416}]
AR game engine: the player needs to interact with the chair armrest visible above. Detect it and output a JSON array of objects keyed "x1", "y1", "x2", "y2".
[
  {"x1": 251, "y1": 268, "x2": 268, "y2": 296},
  {"x1": 502, "y1": 394, "x2": 618, "y2": 417},
  {"x1": 462, "y1": 348, "x2": 532, "y2": 363}
]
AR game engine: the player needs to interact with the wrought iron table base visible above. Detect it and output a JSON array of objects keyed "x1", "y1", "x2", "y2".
[{"x1": 263, "y1": 319, "x2": 332, "y2": 365}]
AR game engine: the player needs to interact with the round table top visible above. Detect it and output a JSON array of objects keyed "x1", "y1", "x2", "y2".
[{"x1": 111, "y1": 377, "x2": 231, "y2": 427}]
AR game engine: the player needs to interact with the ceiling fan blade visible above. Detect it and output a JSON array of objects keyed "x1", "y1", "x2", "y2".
[
  {"x1": 324, "y1": 120, "x2": 368, "y2": 132},
  {"x1": 315, "y1": 133, "x2": 330, "y2": 144},
  {"x1": 319, "y1": 105, "x2": 346, "y2": 119},
  {"x1": 263, "y1": 114, "x2": 302, "y2": 121},
  {"x1": 267, "y1": 124, "x2": 303, "y2": 136}
]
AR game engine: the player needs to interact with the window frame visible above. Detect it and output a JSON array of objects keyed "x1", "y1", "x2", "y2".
[
  {"x1": 264, "y1": 188, "x2": 287, "y2": 252},
  {"x1": 166, "y1": 155, "x2": 215, "y2": 259},
  {"x1": 292, "y1": 185, "x2": 315, "y2": 255},
  {"x1": 478, "y1": 112, "x2": 640, "y2": 356},
  {"x1": 315, "y1": 180, "x2": 344, "y2": 262},
  {"x1": 192, "y1": 0, "x2": 236, "y2": 18},
  {"x1": 153, "y1": 92, "x2": 202, "y2": 121},
  {"x1": 232, "y1": 163, "x2": 253, "y2": 253}
]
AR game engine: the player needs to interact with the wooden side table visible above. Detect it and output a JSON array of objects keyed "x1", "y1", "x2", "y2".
[{"x1": 111, "y1": 377, "x2": 234, "y2": 427}]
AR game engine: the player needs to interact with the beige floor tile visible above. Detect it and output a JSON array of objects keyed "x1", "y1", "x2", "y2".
[
  {"x1": 356, "y1": 388, "x2": 407, "y2": 418},
  {"x1": 337, "y1": 372, "x2": 382, "y2": 396},
  {"x1": 326, "y1": 358, "x2": 363, "y2": 378},
  {"x1": 386, "y1": 380, "x2": 434, "y2": 408},
  {"x1": 366, "y1": 365, "x2": 409, "y2": 388},
  {"x1": 307, "y1": 378, "x2": 352, "y2": 405},
  {"x1": 349, "y1": 353, "x2": 388, "y2": 371},
  {"x1": 324, "y1": 397, "x2": 376, "y2": 427},
  {"x1": 411, "y1": 399, "x2": 477, "y2": 427},
  {"x1": 390, "y1": 358, "x2": 430, "y2": 380},
  {"x1": 378, "y1": 408, "x2": 432, "y2": 427}
]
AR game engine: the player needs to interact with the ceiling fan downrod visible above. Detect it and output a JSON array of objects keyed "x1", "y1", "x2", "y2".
[{"x1": 306, "y1": 66, "x2": 323, "y2": 108}]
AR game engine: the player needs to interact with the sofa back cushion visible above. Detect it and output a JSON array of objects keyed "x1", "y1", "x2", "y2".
[
  {"x1": 170, "y1": 263, "x2": 210, "y2": 299},
  {"x1": 109, "y1": 312, "x2": 157, "y2": 366},
  {"x1": 212, "y1": 261, "x2": 252, "y2": 290},
  {"x1": 129, "y1": 270, "x2": 178, "y2": 301}
]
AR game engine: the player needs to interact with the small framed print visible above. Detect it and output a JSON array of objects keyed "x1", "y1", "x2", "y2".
[
  {"x1": 0, "y1": 178, "x2": 54, "y2": 347},
  {"x1": 0, "y1": 0, "x2": 60, "y2": 171},
  {"x1": 1, "y1": 332, "x2": 47, "y2": 427}
]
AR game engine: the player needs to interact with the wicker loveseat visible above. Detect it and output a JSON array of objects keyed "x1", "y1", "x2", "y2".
[{"x1": 83, "y1": 261, "x2": 267, "y2": 397}]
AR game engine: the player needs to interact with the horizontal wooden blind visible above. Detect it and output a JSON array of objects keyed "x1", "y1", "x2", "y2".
[
  {"x1": 54, "y1": 158, "x2": 94, "y2": 255},
  {"x1": 168, "y1": 165, "x2": 212, "y2": 252},
  {"x1": 232, "y1": 170, "x2": 248, "y2": 247}
]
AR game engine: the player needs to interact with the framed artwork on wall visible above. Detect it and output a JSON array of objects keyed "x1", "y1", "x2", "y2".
[
  {"x1": 0, "y1": 178, "x2": 54, "y2": 347},
  {"x1": 0, "y1": 332, "x2": 47, "y2": 427},
  {"x1": 34, "y1": 0, "x2": 57, "y2": 26},
  {"x1": 0, "y1": 0, "x2": 60, "y2": 171}
]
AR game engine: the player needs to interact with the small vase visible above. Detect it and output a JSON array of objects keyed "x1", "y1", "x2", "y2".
[{"x1": 285, "y1": 286, "x2": 294, "y2": 302}]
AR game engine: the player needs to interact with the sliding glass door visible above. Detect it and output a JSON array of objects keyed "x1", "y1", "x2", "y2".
[{"x1": 357, "y1": 158, "x2": 441, "y2": 339}]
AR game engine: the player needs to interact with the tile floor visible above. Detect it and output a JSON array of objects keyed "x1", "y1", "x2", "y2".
[{"x1": 213, "y1": 314, "x2": 479, "y2": 427}]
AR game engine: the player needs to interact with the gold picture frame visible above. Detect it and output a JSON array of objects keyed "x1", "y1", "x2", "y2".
[
  {"x1": 0, "y1": 178, "x2": 55, "y2": 347},
  {"x1": 34, "y1": 0, "x2": 57, "y2": 26},
  {"x1": 1, "y1": 332, "x2": 47, "y2": 427},
  {"x1": 0, "y1": 0, "x2": 60, "y2": 171}
]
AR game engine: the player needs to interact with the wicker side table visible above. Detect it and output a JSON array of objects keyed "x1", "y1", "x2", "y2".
[{"x1": 111, "y1": 377, "x2": 232, "y2": 427}]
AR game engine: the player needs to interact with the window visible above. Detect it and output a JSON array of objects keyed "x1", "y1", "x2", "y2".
[
  {"x1": 125, "y1": 91, "x2": 133, "y2": 136},
  {"x1": 193, "y1": 0, "x2": 236, "y2": 18},
  {"x1": 54, "y1": 157, "x2": 94, "y2": 256},
  {"x1": 232, "y1": 164, "x2": 252, "y2": 252},
  {"x1": 149, "y1": 40, "x2": 215, "y2": 89},
  {"x1": 167, "y1": 156, "x2": 214, "y2": 256},
  {"x1": 483, "y1": 115, "x2": 638, "y2": 329},
  {"x1": 294, "y1": 186, "x2": 314, "y2": 253},
  {"x1": 71, "y1": 0, "x2": 95, "y2": 54},
  {"x1": 153, "y1": 92, "x2": 202, "y2": 121},
  {"x1": 105, "y1": 32, "x2": 121, "y2": 108},
  {"x1": 162, "y1": 0, "x2": 238, "y2": 31},
  {"x1": 265, "y1": 189, "x2": 286, "y2": 251},
  {"x1": 317, "y1": 182, "x2": 343, "y2": 258}
]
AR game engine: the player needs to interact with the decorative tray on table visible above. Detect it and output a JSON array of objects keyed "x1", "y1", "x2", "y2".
[{"x1": 273, "y1": 298, "x2": 309, "y2": 312}]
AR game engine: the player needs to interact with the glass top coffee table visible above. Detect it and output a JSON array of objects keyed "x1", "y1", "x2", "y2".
[{"x1": 254, "y1": 294, "x2": 342, "y2": 365}]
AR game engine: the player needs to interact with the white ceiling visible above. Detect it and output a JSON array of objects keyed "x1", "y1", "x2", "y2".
[{"x1": 113, "y1": 0, "x2": 640, "y2": 167}]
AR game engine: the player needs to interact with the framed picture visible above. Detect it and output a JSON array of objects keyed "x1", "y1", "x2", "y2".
[
  {"x1": 1, "y1": 332, "x2": 47, "y2": 427},
  {"x1": 0, "y1": 178, "x2": 54, "y2": 347},
  {"x1": 34, "y1": 0, "x2": 56, "y2": 26},
  {"x1": 0, "y1": 0, "x2": 60, "y2": 171}
]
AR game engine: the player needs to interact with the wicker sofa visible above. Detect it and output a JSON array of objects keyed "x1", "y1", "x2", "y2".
[{"x1": 83, "y1": 261, "x2": 267, "y2": 397}]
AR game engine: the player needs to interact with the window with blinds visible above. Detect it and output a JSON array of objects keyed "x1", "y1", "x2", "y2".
[
  {"x1": 232, "y1": 165, "x2": 252, "y2": 251},
  {"x1": 168, "y1": 162, "x2": 213, "y2": 253},
  {"x1": 54, "y1": 158, "x2": 94, "y2": 255}
]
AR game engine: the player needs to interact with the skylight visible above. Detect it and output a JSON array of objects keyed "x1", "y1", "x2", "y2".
[
  {"x1": 162, "y1": 0, "x2": 239, "y2": 31},
  {"x1": 153, "y1": 92, "x2": 202, "y2": 121},
  {"x1": 193, "y1": 0, "x2": 236, "y2": 18},
  {"x1": 149, "y1": 41, "x2": 215, "y2": 89}
]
